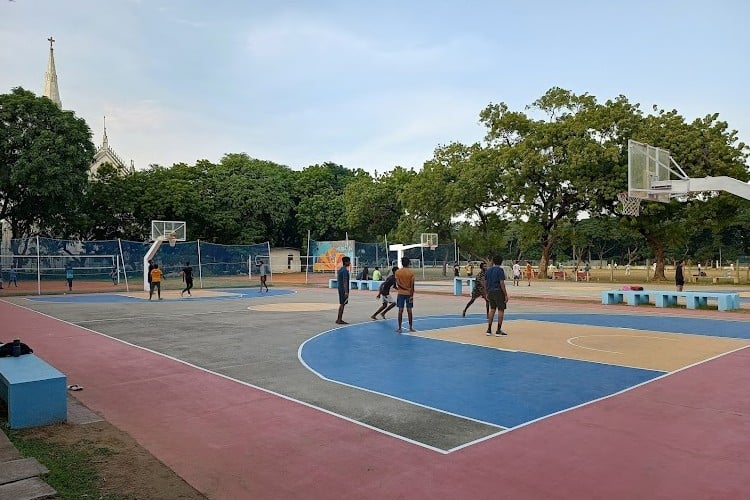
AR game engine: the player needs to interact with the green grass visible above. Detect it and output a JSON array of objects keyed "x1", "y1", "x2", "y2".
[{"x1": 2, "y1": 423, "x2": 129, "y2": 500}]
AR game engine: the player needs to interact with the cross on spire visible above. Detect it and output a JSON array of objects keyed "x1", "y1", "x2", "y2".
[{"x1": 48, "y1": 36, "x2": 55, "y2": 49}]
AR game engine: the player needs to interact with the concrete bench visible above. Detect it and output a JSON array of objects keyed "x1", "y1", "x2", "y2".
[
  {"x1": 350, "y1": 279, "x2": 370, "y2": 290},
  {"x1": 601, "y1": 290, "x2": 652, "y2": 306},
  {"x1": 367, "y1": 280, "x2": 384, "y2": 291},
  {"x1": 602, "y1": 290, "x2": 740, "y2": 311},
  {"x1": 0, "y1": 354, "x2": 67, "y2": 429},
  {"x1": 453, "y1": 277, "x2": 476, "y2": 296},
  {"x1": 712, "y1": 276, "x2": 739, "y2": 284},
  {"x1": 328, "y1": 278, "x2": 337, "y2": 288},
  {"x1": 690, "y1": 275, "x2": 712, "y2": 283}
]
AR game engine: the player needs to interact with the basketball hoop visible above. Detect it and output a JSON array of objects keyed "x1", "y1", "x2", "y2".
[
  {"x1": 428, "y1": 245, "x2": 437, "y2": 252},
  {"x1": 167, "y1": 232, "x2": 177, "y2": 248},
  {"x1": 617, "y1": 192, "x2": 641, "y2": 216}
]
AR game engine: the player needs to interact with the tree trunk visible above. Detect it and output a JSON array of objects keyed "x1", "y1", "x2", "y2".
[
  {"x1": 539, "y1": 240, "x2": 553, "y2": 278},
  {"x1": 652, "y1": 244, "x2": 667, "y2": 281}
]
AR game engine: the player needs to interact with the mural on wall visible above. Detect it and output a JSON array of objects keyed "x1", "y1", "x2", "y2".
[{"x1": 310, "y1": 240, "x2": 354, "y2": 272}]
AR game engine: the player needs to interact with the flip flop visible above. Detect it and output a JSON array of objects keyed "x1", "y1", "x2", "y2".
[{"x1": 67, "y1": 384, "x2": 83, "y2": 391}]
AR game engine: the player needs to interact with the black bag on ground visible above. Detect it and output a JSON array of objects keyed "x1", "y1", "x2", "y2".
[{"x1": 0, "y1": 341, "x2": 34, "y2": 357}]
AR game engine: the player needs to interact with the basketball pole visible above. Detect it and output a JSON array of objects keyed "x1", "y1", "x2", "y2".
[
  {"x1": 305, "y1": 230, "x2": 310, "y2": 285},
  {"x1": 421, "y1": 243, "x2": 425, "y2": 279},
  {"x1": 197, "y1": 239, "x2": 203, "y2": 289}
]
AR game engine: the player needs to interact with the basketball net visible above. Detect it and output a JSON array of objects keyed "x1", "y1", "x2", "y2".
[
  {"x1": 617, "y1": 192, "x2": 641, "y2": 216},
  {"x1": 167, "y1": 232, "x2": 177, "y2": 248}
]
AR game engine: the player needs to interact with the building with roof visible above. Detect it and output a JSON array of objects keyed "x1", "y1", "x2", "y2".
[{"x1": 42, "y1": 36, "x2": 134, "y2": 177}]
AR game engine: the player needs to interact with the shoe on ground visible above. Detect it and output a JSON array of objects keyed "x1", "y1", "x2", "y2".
[
  {"x1": 485, "y1": 330, "x2": 492, "y2": 336},
  {"x1": 380, "y1": 314, "x2": 386, "y2": 320},
  {"x1": 370, "y1": 315, "x2": 377, "y2": 320},
  {"x1": 335, "y1": 320, "x2": 349, "y2": 325},
  {"x1": 495, "y1": 330, "x2": 508, "y2": 336}
]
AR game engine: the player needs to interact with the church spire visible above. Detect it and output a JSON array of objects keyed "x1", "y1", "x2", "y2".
[
  {"x1": 102, "y1": 116, "x2": 109, "y2": 148},
  {"x1": 43, "y1": 36, "x2": 62, "y2": 108}
]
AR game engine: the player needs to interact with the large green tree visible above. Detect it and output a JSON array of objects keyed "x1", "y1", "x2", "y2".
[
  {"x1": 0, "y1": 87, "x2": 95, "y2": 238},
  {"x1": 344, "y1": 167, "x2": 415, "y2": 241},
  {"x1": 295, "y1": 162, "x2": 357, "y2": 241},
  {"x1": 479, "y1": 89, "x2": 620, "y2": 276}
]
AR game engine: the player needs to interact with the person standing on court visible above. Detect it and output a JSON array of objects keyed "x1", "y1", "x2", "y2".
[
  {"x1": 395, "y1": 257, "x2": 416, "y2": 333},
  {"x1": 525, "y1": 261, "x2": 533, "y2": 286},
  {"x1": 335, "y1": 256, "x2": 351, "y2": 324},
  {"x1": 147, "y1": 260, "x2": 155, "y2": 289},
  {"x1": 675, "y1": 259, "x2": 685, "y2": 291},
  {"x1": 9, "y1": 266, "x2": 18, "y2": 287},
  {"x1": 512, "y1": 260, "x2": 521, "y2": 286},
  {"x1": 149, "y1": 263, "x2": 163, "y2": 300},
  {"x1": 65, "y1": 264, "x2": 74, "y2": 292},
  {"x1": 485, "y1": 255, "x2": 509, "y2": 336},
  {"x1": 462, "y1": 261, "x2": 488, "y2": 317},
  {"x1": 180, "y1": 261, "x2": 194, "y2": 297},
  {"x1": 257, "y1": 260, "x2": 270, "y2": 293}
]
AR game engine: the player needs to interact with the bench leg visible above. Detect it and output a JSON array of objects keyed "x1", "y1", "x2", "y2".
[
  {"x1": 602, "y1": 292, "x2": 624, "y2": 305},
  {"x1": 454, "y1": 280, "x2": 462, "y2": 296}
]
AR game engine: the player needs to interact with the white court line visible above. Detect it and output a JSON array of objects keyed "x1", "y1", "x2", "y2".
[{"x1": 566, "y1": 334, "x2": 679, "y2": 355}]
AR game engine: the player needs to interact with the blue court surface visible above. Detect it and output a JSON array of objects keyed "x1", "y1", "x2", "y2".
[
  {"x1": 300, "y1": 313, "x2": 748, "y2": 429},
  {"x1": 27, "y1": 288, "x2": 295, "y2": 303}
]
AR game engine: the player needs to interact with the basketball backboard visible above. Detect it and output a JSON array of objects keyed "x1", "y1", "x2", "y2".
[
  {"x1": 420, "y1": 233, "x2": 439, "y2": 250},
  {"x1": 627, "y1": 140, "x2": 688, "y2": 203},
  {"x1": 151, "y1": 220, "x2": 186, "y2": 242}
]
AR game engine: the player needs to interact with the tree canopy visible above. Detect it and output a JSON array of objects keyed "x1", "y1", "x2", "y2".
[{"x1": 0, "y1": 87, "x2": 95, "y2": 238}]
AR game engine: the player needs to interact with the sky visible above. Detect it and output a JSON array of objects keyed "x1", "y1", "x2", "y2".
[{"x1": 1, "y1": 0, "x2": 748, "y2": 174}]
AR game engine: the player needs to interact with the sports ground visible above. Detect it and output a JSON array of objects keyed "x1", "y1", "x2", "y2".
[{"x1": 2, "y1": 279, "x2": 749, "y2": 499}]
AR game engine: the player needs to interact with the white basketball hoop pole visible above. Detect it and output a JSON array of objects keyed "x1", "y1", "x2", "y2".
[
  {"x1": 143, "y1": 236, "x2": 173, "y2": 291},
  {"x1": 389, "y1": 243, "x2": 425, "y2": 268}
]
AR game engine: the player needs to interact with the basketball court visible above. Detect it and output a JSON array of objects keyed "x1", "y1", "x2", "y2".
[
  {"x1": 2, "y1": 280, "x2": 749, "y2": 498},
  {"x1": 2, "y1": 146, "x2": 749, "y2": 497}
]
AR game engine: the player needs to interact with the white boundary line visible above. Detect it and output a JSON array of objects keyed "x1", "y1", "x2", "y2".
[{"x1": 567, "y1": 334, "x2": 678, "y2": 355}]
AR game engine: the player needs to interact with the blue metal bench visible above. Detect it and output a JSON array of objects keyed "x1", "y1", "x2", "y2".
[
  {"x1": 453, "y1": 277, "x2": 476, "y2": 296},
  {"x1": 0, "y1": 354, "x2": 67, "y2": 429},
  {"x1": 602, "y1": 290, "x2": 740, "y2": 311},
  {"x1": 328, "y1": 278, "x2": 337, "y2": 288}
]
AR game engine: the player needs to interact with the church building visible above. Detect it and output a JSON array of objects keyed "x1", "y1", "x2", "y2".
[{"x1": 43, "y1": 36, "x2": 134, "y2": 176}]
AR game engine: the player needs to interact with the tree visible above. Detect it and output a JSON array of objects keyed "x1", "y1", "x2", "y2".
[
  {"x1": 479, "y1": 89, "x2": 615, "y2": 276},
  {"x1": 343, "y1": 167, "x2": 414, "y2": 241},
  {"x1": 295, "y1": 162, "x2": 357, "y2": 241},
  {"x1": 0, "y1": 87, "x2": 95, "y2": 238}
]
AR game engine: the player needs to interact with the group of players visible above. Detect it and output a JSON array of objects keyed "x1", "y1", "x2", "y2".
[
  {"x1": 336, "y1": 255, "x2": 510, "y2": 336},
  {"x1": 335, "y1": 255, "x2": 416, "y2": 333}
]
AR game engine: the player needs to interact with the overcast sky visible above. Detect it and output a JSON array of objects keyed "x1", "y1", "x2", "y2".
[{"x1": 1, "y1": 0, "x2": 748, "y2": 173}]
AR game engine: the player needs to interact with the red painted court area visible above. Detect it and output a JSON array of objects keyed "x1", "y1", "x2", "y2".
[{"x1": 1, "y1": 299, "x2": 749, "y2": 499}]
